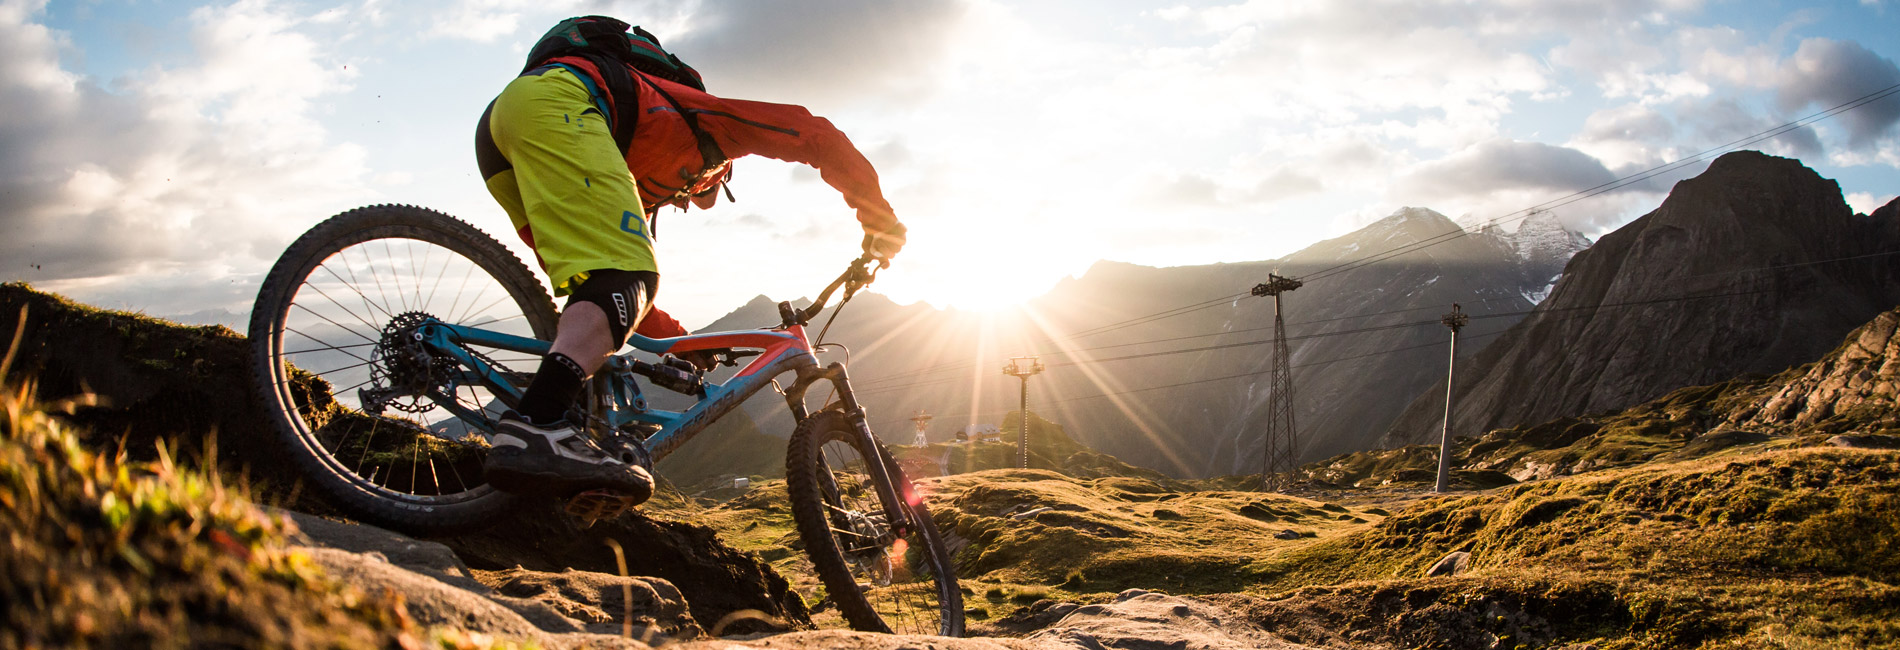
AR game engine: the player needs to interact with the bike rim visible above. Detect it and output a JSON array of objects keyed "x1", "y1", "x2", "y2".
[
  {"x1": 267, "y1": 234, "x2": 546, "y2": 505},
  {"x1": 816, "y1": 436, "x2": 953, "y2": 635}
]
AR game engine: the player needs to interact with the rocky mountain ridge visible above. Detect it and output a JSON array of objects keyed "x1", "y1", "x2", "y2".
[{"x1": 1385, "y1": 151, "x2": 1900, "y2": 446}]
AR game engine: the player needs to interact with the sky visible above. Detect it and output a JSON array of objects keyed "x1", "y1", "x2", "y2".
[{"x1": 3, "y1": 0, "x2": 1899, "y2": 328}]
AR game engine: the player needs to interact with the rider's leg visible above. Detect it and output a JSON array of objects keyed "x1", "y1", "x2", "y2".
[
  {"x1": 478, "y1": 63, "x2": 656, "y2": 427},
  {"x1": 515, "y1": 269, "x2": 656, "y2": 425},
  {"x1": 549, "y1": 303, "x2": 615, "y2": 373},
  {"x1": 475, "y1": 64, "x2": 658, "y2": 501}
]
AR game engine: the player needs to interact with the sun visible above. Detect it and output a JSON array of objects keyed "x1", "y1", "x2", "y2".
[{"x1": 881, "y1": 255, "x2": 1075, "y2": 313}]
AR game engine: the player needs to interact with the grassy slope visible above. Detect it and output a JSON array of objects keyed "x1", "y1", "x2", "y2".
[
  {"x1": 10, "y1": 280, "x2": 1898, "y2": 647},
  {"x1": 0, "y1": 381, "x2": 521, "y2": 648},
  {"x1": 1233, "y1": 446, "x2": 1900, "y2": 649},
  {"x1": 670, "y1": 308, "x2": 1900, "y2": 647}
]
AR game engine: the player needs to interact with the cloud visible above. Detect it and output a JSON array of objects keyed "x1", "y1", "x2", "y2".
[
  {"x1": 1579, "y1": 104, "x2": 1677, "y2": 144},
  {"x1": 1846, "y1": 191, "x2": 1897, "y2": 215},
  {"x1": 1152, "y1": 174, "x2": 1222, "y2": 207},
  {"x1": 427, "y1": 0, "x2": 522, "y2": 42},
  {"x1": 1568, "y1": 103, "x2": 1682, "y2": 169},
  {"x1": 1249, "y1": 168, "x2": 1324, "y2": 201},
  {"x1": 1398, "y1": 139, "x2": 1618, "y2": 198},
  {"x1": 1140, "y1": 167, "x2": 1321, "y2": 210},
  {"x1": 664, "y1": 0, "x2": 971, "y2": 106},
  {"x1": 1776, "y1": 38, "x2": 1900, "y2": 147},
  {"x1": 0, "y1": 0, "x2": 369, "y2": 295},
  {"x1": 1682, "y1": 96, "x2": 1826, "y2": 160}
]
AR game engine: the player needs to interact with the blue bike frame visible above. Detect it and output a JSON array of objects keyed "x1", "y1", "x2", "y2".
[
  {"x1": 408, "y1": 322, "x2": 816, "y2": 460},
  {"x1": 406, "y1": 311, "x2": 917, "y2": 533}
]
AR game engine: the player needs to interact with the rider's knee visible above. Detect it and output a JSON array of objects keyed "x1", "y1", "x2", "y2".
[{"x1": 565, "y1": 269, "x2": 658, "y2": 346}]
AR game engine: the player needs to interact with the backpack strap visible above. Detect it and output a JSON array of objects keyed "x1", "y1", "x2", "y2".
[
  {"x1": 565, "y1": 52, "x2": 643, "y2": 158},
  {"x1": 632, "y1": 71, "x2": 729, "y2": 178}
]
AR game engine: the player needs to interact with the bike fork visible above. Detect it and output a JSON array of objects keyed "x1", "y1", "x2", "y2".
[{"x1": 786, "y1": 362, "x2": 915, "y2": 536}]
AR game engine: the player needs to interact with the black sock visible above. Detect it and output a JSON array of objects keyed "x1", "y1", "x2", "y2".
[{"x1": 517, "y1": 352, "x2": 587, "y2": 425}]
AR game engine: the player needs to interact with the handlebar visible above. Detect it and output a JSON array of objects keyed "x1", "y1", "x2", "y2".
[{"x1": 783, "y1": 256, "x2": 881, "y2": 327}]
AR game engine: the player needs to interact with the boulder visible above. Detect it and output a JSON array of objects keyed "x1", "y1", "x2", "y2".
[
  {"x1": 1671, "y1": 428, "x2": 1772, "y2": 459},
  {"x1": 1827, "y1": 434, "x2": 1900, "y2": 449},
  {"x1": 1425, "y1": 551, "x2": 1471, "y2": 577},
  {"x1": 1024, "y1": 590, "x2": 1316, "y2": 649},
  {"x1": 286, "y1": 513, "x2": 678, "y2": 649}
]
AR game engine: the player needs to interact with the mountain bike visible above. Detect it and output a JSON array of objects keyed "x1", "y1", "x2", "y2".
[{"x1": 248, "y1": 204, "x2": 963, "y2": 636}]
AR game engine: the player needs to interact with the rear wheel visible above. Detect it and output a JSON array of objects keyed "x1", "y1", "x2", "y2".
[
  {"x1": 249, "y1": 204, "x2": 558, "y2": 536},
  {"x1": 785, "y1": 410, "x2": 964, "y2": 636}
]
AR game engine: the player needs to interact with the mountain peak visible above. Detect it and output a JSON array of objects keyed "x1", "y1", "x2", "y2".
[{"x1": 1373, "y1": 206, "x2": 1456, "y2": 230}]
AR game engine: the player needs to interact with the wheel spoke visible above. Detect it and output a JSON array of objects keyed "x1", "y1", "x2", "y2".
[
  {"x1": 407, "y1": 240, "x2": 426, "y2": 310},
  {"x1": 452, "y1": 281, "x2": 494, "y2": 325},
  {"x1": 298, "y1": 280, "x2": 385, "y2": 335},
  {"x1": 354, "y1": 419, "x2": 381, "y2": 476},
  {"x1": 460, "y1": 292, "x2": 514, "y2": 328},
  {"x1": 410, "y1": 437, "x2": 421, "y2": 495},
  {"x1": 318, "y1": 260, "x2": 396, "y2": 321},
  {"x1": 383, "y1": 239, "x2": 407, "y2": 313},
  {"x1": 355, "y1": 244, "x2": 399, "y2": 320},
  {"x1": 283, "y1": 341, "x2": 376, "y2": 356},
  {"x1": 309, "y1": 358, "x2": 376, "y2": 377},
  {"x1": 464, "y1": 312, "x2": 527, "y2": 329},
  {"x1": 290, "y1": 303, "x2": 380, "y2": 346},
  {"x1": 285, "y1": 327, "x2": 376, "y2": 365},
  {"x1": 444, "y1": 261, "x2": 477, "y2": 328}
]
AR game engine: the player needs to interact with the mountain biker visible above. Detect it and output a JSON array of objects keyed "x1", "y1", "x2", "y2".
[{"x1": 473, "y1": 17, "x2": 907, "y2": 508}]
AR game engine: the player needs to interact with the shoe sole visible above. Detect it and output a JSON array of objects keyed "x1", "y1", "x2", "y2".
[
  {"x1": 566, "y1": 489, "x2": 642, "y2": 523},
  {"x1": 485, "y1": 453, "x2": 654, "y2": 504}
]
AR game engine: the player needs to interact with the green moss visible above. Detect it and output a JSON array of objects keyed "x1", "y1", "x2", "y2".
[{"x1": 0, "y1": 382, "x2": 417, "y2": 647}]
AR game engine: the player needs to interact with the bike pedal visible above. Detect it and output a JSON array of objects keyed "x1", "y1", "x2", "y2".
[{"x1": 565, "y1": 489, "x2": 639, "y2": 524}]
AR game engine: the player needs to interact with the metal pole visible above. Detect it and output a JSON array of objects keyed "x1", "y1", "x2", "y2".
[
  {"x1": 1018, "y1": 376, "x2": 1030, "y2": 469},
  {"x1": 1435, "y1": 304, "x2": 1468, "y2": 494},
  {"x1": 1267, "y1": 291, "x2": 1282, "y2": 490},
  {"x1": 1252, "y1": 274, "x2": 1302, "y2": 492},
  {"x1": 1003, "y1": 356, "x2": 1043, "y2": 470}
]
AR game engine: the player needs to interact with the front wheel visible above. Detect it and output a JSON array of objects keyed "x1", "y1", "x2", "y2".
[
  {"x1": 249, "y1": 204, "x2": 558, "y2": 536},
  {"x1": 785, "y1": 410, "x2": 964, "y2": 636}
]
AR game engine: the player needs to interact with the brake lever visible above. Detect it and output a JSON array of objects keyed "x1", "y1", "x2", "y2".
[{"x1": 797, "y1": 257, "x2": 881, "y2": 324}]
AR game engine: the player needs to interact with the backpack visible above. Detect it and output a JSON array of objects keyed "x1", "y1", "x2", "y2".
[
  {"x1": 522, "y1": 16, "x2": 705, "y2": 92},
  {"x1": 523, "y1": 16, "x2": 731, "y2": 218}
]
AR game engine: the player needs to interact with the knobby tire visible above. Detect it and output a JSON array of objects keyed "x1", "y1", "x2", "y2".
[
  {"x1": 785, "y1": 410, "x2": 964, "y2": 636},
  {"x1": 249, "y1": 204, "x2": 558, "y2": 536}
]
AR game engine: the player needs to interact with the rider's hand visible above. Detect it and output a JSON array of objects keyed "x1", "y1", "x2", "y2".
[{"x1": 862, "y1": 222, "x2": 907, "y2": 268}]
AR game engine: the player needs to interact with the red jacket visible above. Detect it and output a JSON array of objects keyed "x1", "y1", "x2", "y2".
[{"x1": 550, "y1": 56, "x2": 900, "y2": 339}]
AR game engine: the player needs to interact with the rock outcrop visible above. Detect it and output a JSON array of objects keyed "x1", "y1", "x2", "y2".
[
  {"x1": 1731, "y1": 306, "x2": 1900, "y2": 430},
  {"x1": 287, "y1": 512, "x2": 685, "y2": 648},
  {"x1": 288, "y1": 511, "x2": 1328, "y2": 650},
  {"x1": 436, "y1": 498, "x2": 810, "y2": 635},
  {"x1": 1387, "y1": 151, "x2": 1900, "y2": 444}
]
